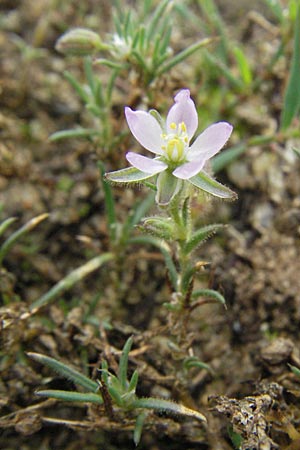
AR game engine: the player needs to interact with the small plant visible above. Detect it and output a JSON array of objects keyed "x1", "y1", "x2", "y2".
[
  {"x1": 106, "y1": 89, "x2": 235, "y2": 339},
  {"x1": 28, "y1": 336, "x2": 206, "y2": 445}
]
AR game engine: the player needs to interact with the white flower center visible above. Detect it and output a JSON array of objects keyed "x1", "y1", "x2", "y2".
[{"x1": 161, "y1": 122, "x2": 189, "y2": 163}]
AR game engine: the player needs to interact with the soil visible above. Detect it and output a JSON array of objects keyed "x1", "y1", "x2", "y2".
[{"x1": 1, "y1": 1, "x2": 300, "y2": 449}]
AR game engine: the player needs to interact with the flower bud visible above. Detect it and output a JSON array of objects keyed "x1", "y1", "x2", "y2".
[{"x1": 55, "y1": 28, "x2": 106, "y2": 56}]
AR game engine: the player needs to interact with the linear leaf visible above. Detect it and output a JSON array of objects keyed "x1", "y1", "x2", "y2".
[
  {"x1": 281, "y1": 5, "x2": 300, "y2": 129},
  {"x1": 29, "y1": 253, "x2": 114, "y2": 311},
  {"x1": 35, "y1": 389, "x2": 103, "y2": 404},
  {"x1": 133, "y1": 397, "x2": 206, "y2": 422},
  {"x1": 0, "y1": 213, "x2": 48, "y2": 265},
  {"x1": 27, "y1": 353, "x2": 99, "y2": 392},
  {"x1": 183, "y1": 224, "x2": 224, "y2": 255},
  {"x1": 118, "y1": 336, "x2": 133, "y2": 390},
  {"x1": 0, "y1": 217, "x2": 17, "y2": 238},
  {"x1": 49, "y1": 128, "x2": 100, "y2": 141},
  {"x1": 158, "y1": 38, "x2": 214, "y2": 76},
  {"x1": 192, "y1": 288, "x2": 226, "y2": 307}
]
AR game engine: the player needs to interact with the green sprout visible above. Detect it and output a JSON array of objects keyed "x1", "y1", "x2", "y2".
[{"x1": 28, "y1": 336, "x2": 206, "y2": 446}]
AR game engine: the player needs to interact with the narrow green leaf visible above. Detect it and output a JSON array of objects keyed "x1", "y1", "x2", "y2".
[
  {"x1": 128, "y1": 370, "x2": 139, "y2": 393},
  {"x1": 191, "y1": 288, "x2": 226, "y2": 307},
  {"x1": 133, "y1": 397, "x2": 206, "y2": 422},
  {"x1": 233, "y1": 46, "x2": 252, "y2": 86},
  {"x1": 124, "y1": 10, "x2": 132, "y2": 38},
  {"x1": 183, "y1": 357, "x2": 212, "y2": 373},
  {"x1": 183, "y1": 224, "x2": 224, "y2": 255},
  {"x1": 134, "y1": 412, "x2": 148, "y2": 446},
  {"x1": 281, "y1": 5, "x2": 300, "y2": 129},
  {"x1": 27, "y1": 353, "x2": 99, "y2": 392},
  {"x1": 0, "y1": 217, "x2": 17, "y2": 238},
  {"x1": 188, "y1": 171, "x2": 237, "y2": 199},
  {"x1": 131, "y1": 50, "x2": 148, "y2": 72},
  {"x1": 158, "y1": 38, "x2": 214, "y2": 76},
  {"x1": 118, "y1": 336, "x2": 133, "y2": 390},
  {"x1": 197, "y1": 0, "x2": 229, "y2": 62},
  {"x1": 147, "y1": 0, "x2": 171, "y2": 40},
  {"x1": 95, "y1": 58, "x2": 124, "y2": 70},
  {"x1": 35, "y1": 389, "x2": 103, "y2": 404},
  {"x1": 0, "y1": 213, "x2": 48, "y2": 265},
  {"x1": 29, "y1": 253, "x2": 114, "y2": 311},
  {"x1": 264, "y1": 0, "x2": 284, "y2": 22},
  {"x1": 107, "y1": 385, "x2": 123, "y2": 405},
  {"x1": 105, "y1": 167, "x2": 155, "y2": 183},
  {"x1": 158, "y1": 24, "x2": 172, "y2": 58},
  {"x1": 49, "y1": 128, "x2": 100, "y2": 141},
  {"x1": 288, "y1": 363, "x2": 300, "y2": 377}
]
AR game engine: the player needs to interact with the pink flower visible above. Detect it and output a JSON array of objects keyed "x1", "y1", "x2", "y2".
[
  {"x1": 106, "y1": 89, "x2": 236, "y2": 205},
  {"x1": 125, "y1": 89, "x2": 232, "y2": 180}
]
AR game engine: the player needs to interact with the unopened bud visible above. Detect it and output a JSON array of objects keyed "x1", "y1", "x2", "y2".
[{"x1": 55, "y1": 28, "x2": 106, "y2": 56}]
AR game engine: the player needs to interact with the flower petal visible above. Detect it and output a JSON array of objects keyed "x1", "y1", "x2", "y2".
[
  {"x1": 188, "y1": 122, "x2": 233, "y2": 160},
  {"x1": 166, "y1": 89, "x2": 198, "y2": 139},
  {"x1": 126, "y1": 152, "x2": 167, "y2": 174},
  {"x1": 172, "y1": 158, "x2": 205, "y2": 180},
  {"x1": 125, "y1": 107, "x2": 164, "y2": 154}
]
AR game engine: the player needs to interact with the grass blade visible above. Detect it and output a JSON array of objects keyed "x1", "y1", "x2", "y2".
[
  {"x1": 0, "y1": 213, "x2": 48, "y2": 265},
  {"x1": 29, "y1": 253, "x2": 114, "y2": 312},
  {"x1": 281, "y1": 5, "x2": 300, "y2": 129}
]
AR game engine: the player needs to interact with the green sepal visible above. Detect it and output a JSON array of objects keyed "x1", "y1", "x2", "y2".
[
  {"x1": 142, "y1": 216, "x2": 175, "y2": 240},
  {"x1": 183, "y1": 224, "x2": 224, "y2": 255},
  {"x1": 156, "y1": 170, "x2": 182, "y2": 205},
  {"x1": 35, "y1": 389, "x2": 103, "y2": 404},
  {"x1": 105, "y1": 167, "x2": 155, "y2": 183},
  {"x1": 188, "y1": 171, "x2": 237, "y2": 199}
]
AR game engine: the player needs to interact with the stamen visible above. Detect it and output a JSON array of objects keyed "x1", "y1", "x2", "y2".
[
  {"x1": 180, "y1": 122, "x2": 187, "y2": 133},
  {"x1": 170, "y1": 122, "x2": 177, "y2": 130}
]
